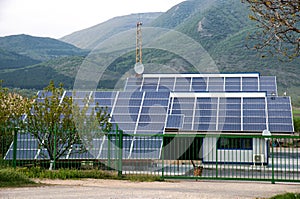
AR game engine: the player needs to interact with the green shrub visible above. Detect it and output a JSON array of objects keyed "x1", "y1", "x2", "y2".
[
  {"x1": 270, "y1": 193, "x2": 300, "y2": 199},
  {"x1": 0, "y1": 168, "x2": 35, "y2": 187}
]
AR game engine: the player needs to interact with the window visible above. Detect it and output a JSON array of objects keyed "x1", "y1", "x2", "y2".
[{"x1": 217, "y1": 138, "x2": 252, "y2": 150}]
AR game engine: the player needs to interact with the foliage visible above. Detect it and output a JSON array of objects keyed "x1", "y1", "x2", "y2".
[
  {"x1": 25, "y1": 81, "x2": 112, "y2": 168},
  {"x1": 0, "y1": 168, "x2": 35, "y2": 187},
  {"x1": 0, "y1": 80, "x2": 31, "y2": 127},
  {"x1": 242, "y1": 0, "x2": 300, "y2": 60},
  {"x1": 270, "y1": 193, "x2": 300, "y2": 199},
  {"x1": 294, "y1": 118, "x2": 300, "y2": 132}
]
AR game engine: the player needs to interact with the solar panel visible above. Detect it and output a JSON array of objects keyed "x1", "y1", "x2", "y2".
[
  {"x1": 5, "y1": 73, "x2": 295, "y2": 162},
  {"x1": 260, "y1": 76, "x2": 277, "y2": 96},
  {"x1": 267, "y1": 97, "x2": 293, "y2": 132}
]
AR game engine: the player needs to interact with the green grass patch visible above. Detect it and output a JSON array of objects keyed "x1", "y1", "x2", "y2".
[
  {"x1": 0, "y1": 168, "x2": 36, "y2": 188},
  {"x1": 18, "y1": 167, "x2": 163, "y2": 182},
  {"x1": 270, "y1": 193, "x2": 300, "y2": 199}
]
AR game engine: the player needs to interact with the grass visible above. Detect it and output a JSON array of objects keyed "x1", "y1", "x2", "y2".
[
  {"x1": 0, "y1": 167, "x2": 163, "y2": 188},
  {"x1": 269, "y1": 193, "x2": 300, "y2": 199},
  {"x1": 0, "y1": 168, "x2": 36, "y2": 188},
  {"x1": 17, "y1": 167, "x2": 163, "y2": 182},
  {"x1": 293, "y1": 109, "x2": 300, "y2": 117}
]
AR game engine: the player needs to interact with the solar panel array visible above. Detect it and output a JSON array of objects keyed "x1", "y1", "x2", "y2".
[
  {"x1": 4, "y1": 73, "x2": 294, "y2": 161},
  {"x1": 125, "y1": 74, "x2": 278, "y2": 96}
]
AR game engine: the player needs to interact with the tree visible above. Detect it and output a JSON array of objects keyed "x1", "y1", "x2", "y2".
[
  {"x1": 0, "y1": 80, "x2": 31, "y2": 158},
  {"x1": 25, "y1": 81, "x2": 111, "y2": 169},
  {"x1": 243, "y1": 0, "x2": 300, "y2": 59},
  {"x1": 0, "y1": 80, "x2": 31, "y2": 127}
]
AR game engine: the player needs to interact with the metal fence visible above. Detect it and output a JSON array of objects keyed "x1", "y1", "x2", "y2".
[{"x1": 1, "y1": 125, "x2": 299, "y2": 183}]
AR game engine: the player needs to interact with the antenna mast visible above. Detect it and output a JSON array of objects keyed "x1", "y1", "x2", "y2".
[
  {"x1": 134, "y1": 21, "x2": 144, "y2": 76},
  {"x1": 136, "y1": 21, "x2": 143, "y2": 64}
]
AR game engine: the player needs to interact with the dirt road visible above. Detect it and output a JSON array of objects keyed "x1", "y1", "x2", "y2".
[{"x1": 1, "y1": 179, "x2": 299, "y2": 199}]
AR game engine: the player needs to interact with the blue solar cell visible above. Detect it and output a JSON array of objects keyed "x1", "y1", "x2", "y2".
[
  {"x1": 143, "y1": 99, "x2": 169, "y2": 107},
  {"x1": 243, "y1": 110, "x2": 266, "y2": 117},
  {"x1": 269, "y1": 118, "x2": 292, "y2": 123},
  {"x1": 268, "y1": 110, "x2": 291, "y2": 117},
  {"x1": 137, "y1": 123, "x2": 165, "y2": 131},
  {"x1": 17, "y1": 133, "x2": 36, "y2": 140},
  {"x1": 172, "y1": 103, "x2": 194, "y2": 109},
  {"x1": 219, "y1": 98, "x2": 241, "y2": 104},
  {"x1": 184, "y1": 116, "x2": 193, "y2": 123},
  {"x1": 243, "y1": 98, "x2": 265, "y2": 104},
  {"x1": 133, "y1": 139, "x2": 162, "y2": 149},
  {"x1": 221, "y1": 104, "x2": 241, "y2": 109},
  {"x1": 115, "y1": 99, "x2": 142, "y2": 106},
  {"x1": 243, "y1": 103, "x2": 265, "y2": 109},
  {"x1": 139, "y1": 115, "x2": 166, "y2": 122},
  {"x1": 93, "y1": 92, "x2": 116, "y2": 99},
  {"x1": 193, "y1": 123, "x2": 216, "y2": 131},
  {"x1": 243, "y1": 124, "x2": 267, "y2": 131},
  {"x1": 218, "y1": 110, "x2": 241, "y2": 117},
  {"x1": 118, "y1": 91, "x2": 143, "y2": 99},
  {"x1": 174, "y1": 86, "x2": 190, "y2": 91},
  {"x1": 192, "y1": 77, "x2": 207, "y2": 83},
  {"x1": 174, "y1": 98, "x2": 195, "y2": 103},
  {"x1": 268, "y1": 103, "x2": 291, "y2": 110},
  {"x1": 196, "y1": 103, "x2": 218, "y2": 110},
  {"x1": 5, "y1": 149, "x2": 38, "y2": 160},
  {"x1": 194, "y1": 117, "x2": 217, "y2": 123},
  {"x1": 225, "y1": 86, "x2": 241, "y2": 92},
  {"x1": 197, "y1": 98, "x2": 218, "y2": 103},
  {"x1": 269, "y1": 125, "x2": 293, "y2": 132},
  {"x1": 218, "y1": 117, "x2": 241, "y2": 123},
  {"x1": 113, "y1": 107, "x2": 140, "y2": 114},
  {"x1": 16, "y1": 140, "x2": 39, "y2": 149},
  {"x1": 194, "y1": 109, "x2": 217, "y2": 117},
  {"x1": 226, "y1": 77, "x2": 241, "y2": 83},
  {"x1": 145, "y1": 92, "x2": 170, "y2": 99},
  {"x1": 166, "y1": 115, "x2": 184, "y2": 128},
  {"x1": 141, "y1": 107, "x2": 167, "y2": 114},
  {"x1": 111, "y1": 115, "x2": 138, "y2": 122},
  {"x1": 243, "y1": 117, "x2": 266, "y2": 123},
  {"x1": 218, "y1": 124, "x2": 241, "y2": 131},
  {"x1": 94, "y1": 99, "x2": 114, "y2": 106},
  {"x1": 242, "y1": 77, "x2": 258, "y2": 83}
]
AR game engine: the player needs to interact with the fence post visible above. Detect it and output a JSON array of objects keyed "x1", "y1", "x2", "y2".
[
  {"x1": 12, "y1": 127, "x2": 18, "y2": 169},
  {"x1": 53, "y1": 125, "x2": 57, "y2": 170},
  {"x1": 117, "y1": 125, "x2": 123, "y2": 177},
  {"x1": 107, "y1": 133, "x2": 111, "y2": 170},
  {"x1": 161, "y1": 134, "x2": 165, "y2": 180},
  {"x1": 215, "y1": 141, "x2": 218, "y2": 179},
  {"x1": 271, "y1": 137, "x2": 275, "y2": 184}
]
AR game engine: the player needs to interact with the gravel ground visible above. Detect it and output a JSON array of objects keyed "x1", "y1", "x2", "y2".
[{"x1": 0, "y1": 179, "x2": 299, "y2": 199}]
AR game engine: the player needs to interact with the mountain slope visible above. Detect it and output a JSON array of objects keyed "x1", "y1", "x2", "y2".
[
  {"x1": 0, "y1": 48, "x2": 40, "y2": 70},
  {"x1": 60, "y1": 12, "x2": 162, "y2": 49},
  {"x1": 0, "y1": 34, "x2": 87, "y2": 61}
]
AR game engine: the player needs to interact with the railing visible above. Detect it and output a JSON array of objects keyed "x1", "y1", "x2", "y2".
[{"x1": 1, "y1": 125, "x2": 299, "y2": 183}]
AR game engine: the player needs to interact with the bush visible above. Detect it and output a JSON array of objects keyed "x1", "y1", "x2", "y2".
[
  {"x1": 270, "y1": 193, "x2": 300, "y2": 199},
  {"x1": 0, "y1": 168, "x2": 35, "y2": 187}
]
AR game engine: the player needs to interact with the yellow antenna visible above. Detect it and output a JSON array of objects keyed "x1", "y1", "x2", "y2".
[
  {"x1": 136, "y1": 21, "x2": 143, "y2": 64},
  {"x1": 134, "y1": 21, "x2": 144, "y2": 75}
]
